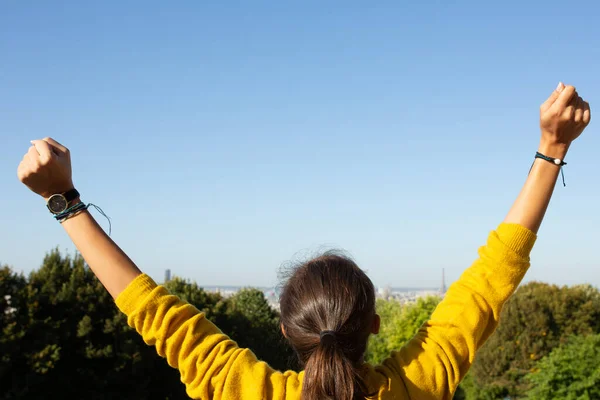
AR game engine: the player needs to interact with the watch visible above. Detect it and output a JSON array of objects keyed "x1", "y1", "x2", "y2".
[{"x1": 47, "y1": 189, "x2": 80, "y2": 214}]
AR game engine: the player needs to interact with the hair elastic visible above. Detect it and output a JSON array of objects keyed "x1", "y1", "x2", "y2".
[{"x1": 319, "y1": 330, "x2": 336, "y2": 341}]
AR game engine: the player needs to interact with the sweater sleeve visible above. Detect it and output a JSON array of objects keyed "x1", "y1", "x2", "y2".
[
  {"x1": 377, "y1": 223, "x2": 537, "y2": 400},
  {"x1": 115, "y1": 276, "x2": 302, "y2": 400}
]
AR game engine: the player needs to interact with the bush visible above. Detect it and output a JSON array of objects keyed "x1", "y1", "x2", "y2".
[
  {"x1": 525, "y1": 334, "x2": 600, "y2": 400},
  {"x1": 367, "y1": 295, "x2": 441, "y2": 365},
  {"x1": 467, "y1": 282, "x2": 600, "y2": 398}
]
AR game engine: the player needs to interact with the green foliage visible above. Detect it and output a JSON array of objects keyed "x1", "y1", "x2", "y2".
[
  {"x1": 457, "y1": 373, "x2": 509, "y2": 400},
  {"x1": 1, "y1": 249, "x2": 169, "y2": 399},
  {"x1": 465, "y1": 282, "x2": 600, "y2": 399},
  {"x1": 365, "y1": 284, "x2": 600, "y2": 400},
  {"x1": 162, "y1": 279, "x2": 297, "y2": 371},
  {"x1": 366, "y1": 295, "x2": 441, "y2": 365},
  {"x1": 0, "y1": 249, "x2": 296, "y2": 399},
  {"x1": 163, "y1": 277, "x2": 224, "y2": 319},
  {"x1": 4, "y1": 251, "x2": 599, "y2": 400},
  {"x1": 224, "y1": 288, "x2": 297, "y2": 371},
  {"x1": 0, "y1": 264, "x2": 28, "y2": 384},
  {"x1": 525, "y1": 334, "x2": 600, "y2": 400},
  {"x1": 453, "y1": 373, "x2": 474, "y2": 400}
]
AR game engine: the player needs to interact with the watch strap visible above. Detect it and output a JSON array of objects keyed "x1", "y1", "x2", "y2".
[{"x1": 63, "y1": 189, "x2": 80, "y2": 203}]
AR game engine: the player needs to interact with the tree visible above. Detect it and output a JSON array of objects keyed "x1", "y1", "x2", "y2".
[
  {"x1": 525, "y1": 334, "x2": 600, "y2": 400},
  {"x1": 366, "y1": 296, "x2": 441, "y2": 365},
  {"x1": 225, "y1": 288, "x2": 298, "y2": 371},
  {"x1": 163, "y1": 279, "x2": 298, "y2": 371},
  {"x1": 0, "y1": 249, "x2": 189, "y2": 399},
  {"x1": 1, "y1": 249, "x2": 301, "y2": 399},
  {"x1": 163, "y1": 276, "x2": 229, "y2": 326},
  {"x1": 465, "y1": 282, "x2": 600, "y2": 399},
  {"x1": 0, "y1": 265, "x2": 28, "y2": 390}
]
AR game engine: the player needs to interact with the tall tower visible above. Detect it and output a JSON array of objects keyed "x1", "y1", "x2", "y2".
[
  {"x1": 440, "y1": 268, "x2": 446, "y2": 295},
  {"x1": 164, "y1": 269, "x2": 171, "y2": 283}
]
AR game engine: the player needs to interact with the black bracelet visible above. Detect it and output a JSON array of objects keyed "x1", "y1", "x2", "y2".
[
  {"x1": 535, "y1": 151, "x2": 566, "y2": 167},
  {"x1": 534, "y1": 151, "x2": 567, "y2": 187}
]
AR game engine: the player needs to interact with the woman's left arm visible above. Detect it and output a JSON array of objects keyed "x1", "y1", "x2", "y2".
[
  {"x1": 18, "y1": 137, "x2": 141, "y2": 298},
  {"x1": 16, "y1": 139, "x2": 301, "y2": 399}
]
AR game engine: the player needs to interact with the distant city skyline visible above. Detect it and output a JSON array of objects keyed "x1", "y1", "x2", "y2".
[
  {"x1": 199, "y1": 282, "x2": 443, "y2": 311},
  {"x1": 161, "y1": 267, "x2": 448, "y2": 292},
  {"x1": 163, "y1": 267, "x2": 447, "y2": 311}
]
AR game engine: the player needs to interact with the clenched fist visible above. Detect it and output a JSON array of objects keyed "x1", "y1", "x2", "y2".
[
  {"x1": 17, "y1": 138, "x2": 74, "y2": 199},
  {"x1": 539, "y1": 83, "x2": 591, "y2": 157}
]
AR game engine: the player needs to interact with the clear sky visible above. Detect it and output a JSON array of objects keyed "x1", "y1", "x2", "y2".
[{"x1": 1, "y1": 1, "x2": 599, "y2": 290}]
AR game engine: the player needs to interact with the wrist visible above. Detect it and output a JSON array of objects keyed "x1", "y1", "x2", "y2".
[{"x1": 538, "y1": 141, "x2": 570, "y2": 161}]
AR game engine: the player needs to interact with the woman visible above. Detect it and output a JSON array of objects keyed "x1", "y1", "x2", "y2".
[{"x1": 17, "y1": 83, "x2": 590, "y2": 400}]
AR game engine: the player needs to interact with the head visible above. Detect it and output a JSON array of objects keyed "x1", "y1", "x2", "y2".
[{"x1": 279, "y1": 251, "x2": 380, "y2": 400}]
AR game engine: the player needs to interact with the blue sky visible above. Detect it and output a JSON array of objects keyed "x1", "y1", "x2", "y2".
[{"x1": 1, "y1": 1, "x2": 599, "y2": 289}]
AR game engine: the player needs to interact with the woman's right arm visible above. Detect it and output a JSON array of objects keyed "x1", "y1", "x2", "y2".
[{"x1": 376, "y1": 83, "x2": 591, "y2": 400}]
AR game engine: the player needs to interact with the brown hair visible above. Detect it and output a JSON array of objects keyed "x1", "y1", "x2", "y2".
[{"x1": 279, "y1": 251, "x2": 376, "y2": 400}]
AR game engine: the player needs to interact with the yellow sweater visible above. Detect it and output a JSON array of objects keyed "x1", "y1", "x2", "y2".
[{"x1": 116, "y1": 223, "x2": 536, "y2": 399}]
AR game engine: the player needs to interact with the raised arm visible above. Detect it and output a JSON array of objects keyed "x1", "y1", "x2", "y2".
[
  {"x1": 17, "y1": 138, "x2": 141, "y2": 298},
  {"x1": 17, "y1": 140, "x2": 301, "y2": 399},
  {"x1": 504, "y1": 83, "x2": 590, "y2": 233},
  {"x1": 376, "y1": 83, "x2": 591, "y2": 399}
]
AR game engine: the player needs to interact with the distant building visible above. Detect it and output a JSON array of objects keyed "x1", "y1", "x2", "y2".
[
  {"x1": 378, "y1": 285, "x2": 393, "y2": 300},
  {"x1": 440, "y1": 268, "x2": 447, "y2": 295},
  {"x1": 164, "y1": 269, "x2": 171, "y2": 283}
]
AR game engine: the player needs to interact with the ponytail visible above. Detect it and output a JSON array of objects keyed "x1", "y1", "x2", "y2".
[
  {"x1": 302, "y1": 332, "x2": 368, "y2": 400},
  {"x1": 279, "y1": 253, "x2": 377, "y2": 400}
]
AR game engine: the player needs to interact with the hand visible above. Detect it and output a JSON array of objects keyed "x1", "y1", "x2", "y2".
[
  {"x1": 17, "y1": 138, "x2": 74, "y2": 200},
  {"x1": 539, "y1": 82, "x2": 591, "y2": 158}
]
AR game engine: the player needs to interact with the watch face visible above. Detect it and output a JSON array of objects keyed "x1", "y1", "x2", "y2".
[{"x1": 48, "y1": 194, "x2": 68, "y2": 214}]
